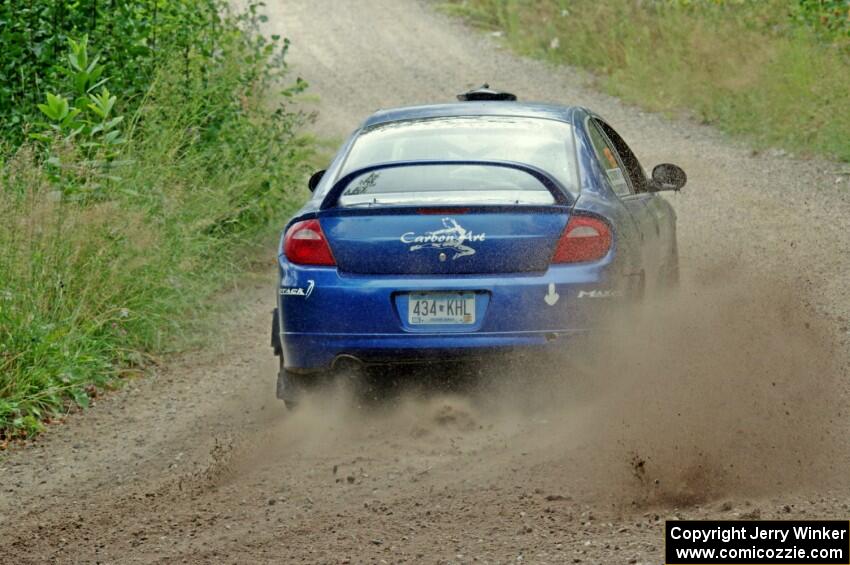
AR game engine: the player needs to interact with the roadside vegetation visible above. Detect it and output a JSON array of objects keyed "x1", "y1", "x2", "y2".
[
  {"x1": 0, "y1": 1, "x2": 312, "y2": 439},
  {"x1": 443, "y1": 0, "x2": 850, "y2": 162}
]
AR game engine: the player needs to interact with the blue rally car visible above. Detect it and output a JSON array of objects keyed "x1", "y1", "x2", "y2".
[{"x1": 272, "y1": 86, "x2": 686, "y2": 406}]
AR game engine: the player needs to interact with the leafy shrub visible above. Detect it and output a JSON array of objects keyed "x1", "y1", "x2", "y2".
[
  {"x1": 0, "y1": 2, "x2": 311, "y2": 439},
  {"x1": 0, "y1": 0, "x2": 248, "y2": 145}
]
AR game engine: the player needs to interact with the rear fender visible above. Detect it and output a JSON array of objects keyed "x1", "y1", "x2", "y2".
[{"x1": 572, "y1": 193, "x2": 643, "y2": 278}]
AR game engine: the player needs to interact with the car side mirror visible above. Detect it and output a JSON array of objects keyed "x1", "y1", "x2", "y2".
[
  {"x1": 650, "y1": 163, "x2": 686, "y2": 192},
  {"x1": 308, "y1": 169, "x2": 326, "y2": 192}
]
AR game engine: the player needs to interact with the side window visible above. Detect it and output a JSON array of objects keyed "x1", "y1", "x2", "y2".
[
  {"x1": 586, "y1": 119, "x2": 632, "y2": 196},
  {"x1": 596, "y1": 120, "x2": 648, "y2": 194}
]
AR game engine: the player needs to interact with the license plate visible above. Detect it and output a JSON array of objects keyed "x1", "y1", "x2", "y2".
[{"x1": 408, "y1": 292, "x2": 475, "y2": 325}]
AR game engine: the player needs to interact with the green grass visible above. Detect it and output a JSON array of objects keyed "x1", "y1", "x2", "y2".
[
  {"x1": 0, "y1": 8, "x2": 314, "y2": 440},
  {"x1": 442, "y1": 0, "x2": 850, "y2": 162}
]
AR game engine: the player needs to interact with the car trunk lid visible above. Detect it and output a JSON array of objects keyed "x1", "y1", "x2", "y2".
[{"x1": 320, "y1": 209, "x2": 568, "y2": 275}]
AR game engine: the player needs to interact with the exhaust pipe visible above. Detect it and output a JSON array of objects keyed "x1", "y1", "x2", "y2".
[{"x1": 332, "y1": 354, "x2": 365, "y2": 374}]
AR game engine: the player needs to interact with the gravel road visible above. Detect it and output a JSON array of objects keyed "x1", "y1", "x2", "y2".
[{"x1": 2, "y1": 1, "x2": 850, "y2": 563}]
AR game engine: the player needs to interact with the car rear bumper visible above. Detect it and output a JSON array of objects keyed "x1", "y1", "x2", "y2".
[
  {"x1": 277, "y1": 256, "x2": 633, "y2": 371},
  {"x1": 281, "y1": 329, "x2": 589, "y2": 372}
]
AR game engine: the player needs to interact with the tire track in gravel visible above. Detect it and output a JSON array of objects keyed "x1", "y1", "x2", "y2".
[{"x1": 1, "y1": 1, "x2": 849, "y2": 563}]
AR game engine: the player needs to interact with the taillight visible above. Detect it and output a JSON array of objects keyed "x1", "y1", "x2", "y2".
[
  {"x1": 283, "y1": 219, "x2": 336, "y2": 266},
  {"x1": 551, "y1": 215, "x2": 612, "y2": 263}
]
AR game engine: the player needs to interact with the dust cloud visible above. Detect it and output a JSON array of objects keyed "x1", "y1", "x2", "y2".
[
  {"x1": 568, "y1": 263, "x2": 845, "y2": 506},
  {"x1": 229, "y1": 259, "x2": 845, "y2": 510}
]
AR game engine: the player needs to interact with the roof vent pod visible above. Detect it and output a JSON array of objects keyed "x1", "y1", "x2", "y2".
[{"x1": 457, "y1": 84, "x2": 517, "y2": 102}]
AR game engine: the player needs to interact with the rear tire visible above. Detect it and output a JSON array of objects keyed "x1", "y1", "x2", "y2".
[
  {"x1": 271, "y1": 308, "x2": 299, "y2": 409},
  {"x1": 271, "y1": 308, "x2": 282, "y2": 356}
]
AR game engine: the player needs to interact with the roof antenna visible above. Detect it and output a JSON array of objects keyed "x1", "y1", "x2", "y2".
[{"x1": 457, "y1": 84, "x2": 517, "y2": 102}]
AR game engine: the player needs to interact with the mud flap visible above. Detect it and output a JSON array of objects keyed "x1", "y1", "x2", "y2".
[
  {"x1": 276, "y1": 368, "x2": 293, "y2": 401},
  {"x1": 276, "y1": 362, "x2": 300, "y2": 408},
  {"x1": 660, "y1": 243, "x2": 680, "y2": 291}
]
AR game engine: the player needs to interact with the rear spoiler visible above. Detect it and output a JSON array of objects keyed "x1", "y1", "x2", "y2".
[{"x1": 319, "y1": 160, "x2": 573, "y2": 210}]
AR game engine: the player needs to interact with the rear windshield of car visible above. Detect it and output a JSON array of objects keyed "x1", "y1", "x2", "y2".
[
  {"x1": 337, "y1": 164, "x2": 556, "y2": 207},
  {"x1": 337, "y1": 116, "x2": 578, "y2": 195}
]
